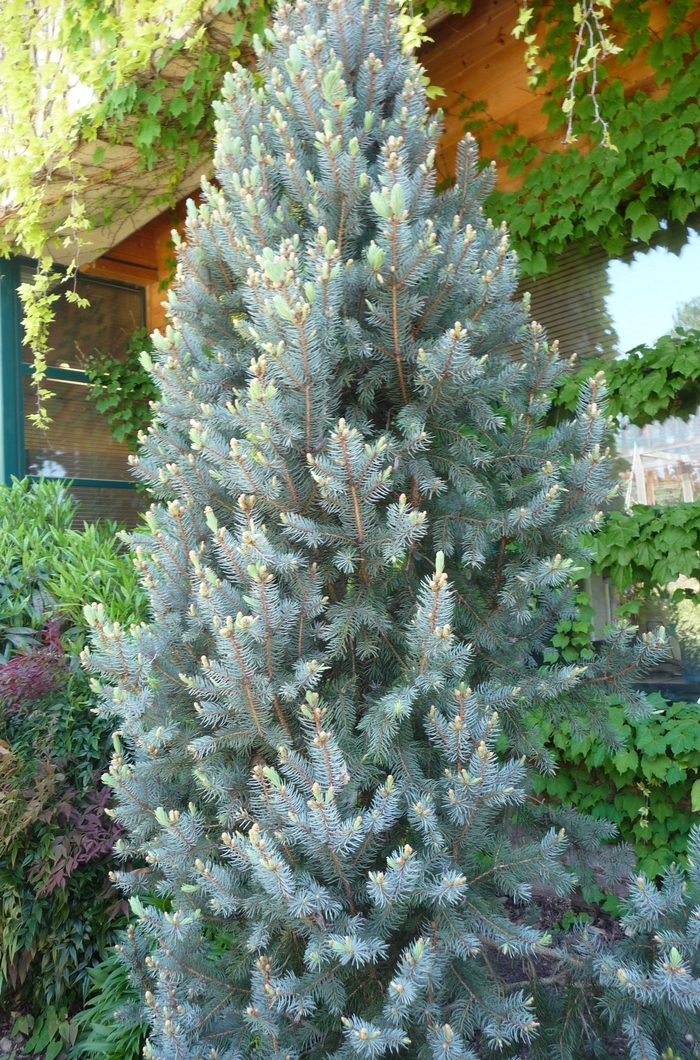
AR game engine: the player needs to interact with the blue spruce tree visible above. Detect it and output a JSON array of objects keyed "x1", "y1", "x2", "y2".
[{"x1": 84, "y1": 0, "x2": 700, "y2": 1054}]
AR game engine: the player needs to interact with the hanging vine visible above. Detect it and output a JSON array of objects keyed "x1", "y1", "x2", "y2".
[
  {"x1": 0, "y1": 0, "x2": 440, "y2": 427},
  {"x1": 513, "y1": 1, "x2": 623, "y2": 147},
  {"x1": 485, "y1": 0, "x2": 700, "y2": 275},
  {"x1": 0, "y1": 0, "x2": 268, "y2": 426}
]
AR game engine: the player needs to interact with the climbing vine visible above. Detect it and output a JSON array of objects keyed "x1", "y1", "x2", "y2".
[
  {"x1": 592, "y1": 503, "x2": 700, "y2": 605},
  {"x1": 513, "y1": 0, "x2": 622, "y2": 147},
  {"x1": 461, "y1": 1, "x2": 700, "y2": 878},
  {"x1": 0, "y1": 0, "x2": 435, "y2": 427},
  {"x1": 554, "y1": 328, "x2": 700, "y2": 427},
  {"x1": 546, "y1": 328, "x2": 700, "y2": 605},
  {"x1": 486, "y1": 0, "x2": 700, "y2": 275},
  {"x1": 0, "y1": 0, "x2": 268, "y2": 426},
  {"x1": 82, "y1": 328, "x2": 158, "y2": 451}
]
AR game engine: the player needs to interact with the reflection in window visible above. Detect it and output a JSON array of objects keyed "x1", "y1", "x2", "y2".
[
  {"x1": 69, "y1": 485, "x2": 146, "y2": 528},
  {"x1": 19, "y1": 265, "x2": 144, "y2": 371},
  {"x1": 524, "y1": 243, "x2": 618, "y2": 363},
  {"x1": 525, "y1": 228, "x2": 700, "y2": 698},
  {"x1": 23, "y1": 377, "x2": 133, "y2": 482},
  {"x1": 606, "y1": 231, "x2": 700, "y2": 352},
  {"x1": 19, "y1": 266, "x2": 146, "y2": 529},
  {"x1": 606, "y1": 234, "x2": 700, "y2": 511},
  {"x1": 617, "y1": 414, "x2": 700, "y2": 507}
]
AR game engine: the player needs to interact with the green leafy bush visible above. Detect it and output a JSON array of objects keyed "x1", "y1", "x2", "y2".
[
  {"x1": 0, "y1": 477, "x2": 147, "y2": 645},
  {"x1": 0, "y1": 646, "x2": 119, "y2": 1050},
  {"x1": 553, "y1": 329, "x2": 700, "y2": 428},
  {"x1": 0, "y1": 479, "x2": 147, "y2": 1046},
  {"x1": 533, "y1": 694, "x2": 700, "y2": 881},
  {"x1": 83, "y1": 328, "x2": 160, "y2": 451},
  {"x1": 70, "y1": 942, "x2": 149, "y2": 1060}
]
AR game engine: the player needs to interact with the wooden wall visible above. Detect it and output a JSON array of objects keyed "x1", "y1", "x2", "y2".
[
  {"x1": 421, "y1": 0, "x2": 700, "y2": 190},
  {"x1": 81, "y1": 200, "x2": 188, "y2": 333}
]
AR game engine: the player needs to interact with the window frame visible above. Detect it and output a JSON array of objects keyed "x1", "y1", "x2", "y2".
[
  {"x1": 0, "y1": 255, "x2": 146, "y2": 494},
  {"x1": 0, "y1": 257, "x2": 23, "y2": 483}
]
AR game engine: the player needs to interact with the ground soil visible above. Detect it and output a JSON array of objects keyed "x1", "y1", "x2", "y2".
[
  {"x1": 0, "y1": 1016, "x2": 29, "y2": 1060},
  {"x1": 0, "y1": 893, "x2": 649, "y2": 1059}
]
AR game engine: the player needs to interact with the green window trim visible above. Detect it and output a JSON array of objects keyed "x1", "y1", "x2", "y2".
[
  {"x1": 21, "y1": 363, "x2": 87, "y2": 384},
  {"x1": 25, "y1": 476, "x2": 137, "y2": 489},
  {"x1": 0, "y1": 257, "x2": 23, "y2": 484},
  {"x1": 0, "y1": 256, "x2": 144, "y2": 510}
]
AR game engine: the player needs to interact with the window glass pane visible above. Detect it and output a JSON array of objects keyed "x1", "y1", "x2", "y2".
[
  {"x1": 23, "y1": 377, "x2": 132, "y2": 481},
  {"x1": 525, "y1": 230, "x2": 700, "y2": 361},
  {"x1": 525, "y1": 243, "x2": 618, "y2": 362},
  {"x1": 19, "y1": 266, "x2": 144, "y2": 370},
  {"x1": 606, "y1": 231, "x2": 700, "y2": 351},
  {"x1": 617, "y1": 414, "x2": 700, "y2": 508},
  {"x1": 69, "y1": 485, "x2": 145, "y2": 530},
  {"x1": 526, "y1": 229, "x2": 700, "y2": 698},
  {"x1": 526, "y1": 235, "x2": 700, "y2": 514}
]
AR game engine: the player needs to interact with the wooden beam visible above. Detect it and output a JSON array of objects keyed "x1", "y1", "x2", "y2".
[{"x1": 79, "y1": 195, "x2": 191, "y2": 332}]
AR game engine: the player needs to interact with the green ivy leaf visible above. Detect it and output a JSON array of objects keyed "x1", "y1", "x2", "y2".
[
  {"x1": 691, "y1": 778, "x2": 700, "y2": 812},
  {"x1": 134, "y1": 115, "x2": 161, "y2": 147},
  {"x1": 631, "y1": 212, "x2": 660, "y2": 242}
]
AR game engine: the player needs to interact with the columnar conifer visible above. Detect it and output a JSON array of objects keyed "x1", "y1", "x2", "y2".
[{"x1": 85, "y1": 0, "x2": 700, "y2": 1054}]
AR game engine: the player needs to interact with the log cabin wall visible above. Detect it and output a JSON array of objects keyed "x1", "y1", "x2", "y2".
[
  {"x1": 81, "y1": 201, "x2": 188, "y2": 334},
  {"x1": 421, "y1": 0, "x2": 700, "y2": 190}
]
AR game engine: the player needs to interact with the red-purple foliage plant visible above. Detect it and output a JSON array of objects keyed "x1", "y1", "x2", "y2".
[
  {"x1": 33, "y1": 785, "x2": 119, "y2": 896},
  {"x1": 0, "y1": 615, "x2": 123, "y2": 1011},
  {"x1": 0, "y1": 619, "x2": 68, "y2": 713}
]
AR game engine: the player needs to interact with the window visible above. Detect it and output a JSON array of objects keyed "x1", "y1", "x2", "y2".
[
  {"x1": 524, "y1": 229, "x2": 700, "y2": 698},
  {"x1": 0, "y1": 259, "x2": 146, "y2": 527}
]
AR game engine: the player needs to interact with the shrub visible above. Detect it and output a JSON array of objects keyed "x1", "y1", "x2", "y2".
[
  {"x1": 533, "y1": 694, "x2": 700, "y2": 881},
  {"x1": 0, "y1": 647, "x2": 121, "y2": 1053},
  {"x1": 0, "y1": 477, "x2": 146, "y2": 653},
  {"x1": 0, "y1": 617, "x2": 68, "y2": 709},
  {"x1": 0, "y1": 479, "x2": 146, "y2": 1047},
  {"x1": 85, "y1": 0, "x2": 700, "y2": 1055},
  {"x1": 70, "y1": 941, "x2": 149, "y2": 1060}
]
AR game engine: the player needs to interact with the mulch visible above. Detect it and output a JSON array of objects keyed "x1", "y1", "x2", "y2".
[
  {"x1": 0, "y1": 895, "x2": 639, "y2": 1059},
  {"x1": 0, "y1": 1018, "x2": 29, "y2": 1060}
]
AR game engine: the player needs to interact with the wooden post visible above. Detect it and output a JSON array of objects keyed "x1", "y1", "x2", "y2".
[
  {"x1": 632, "y1": 447, "x2": 647, "y2": 505},
  {"x1": 680, "y1": 461, "x2": 694, "y2": 502}
]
